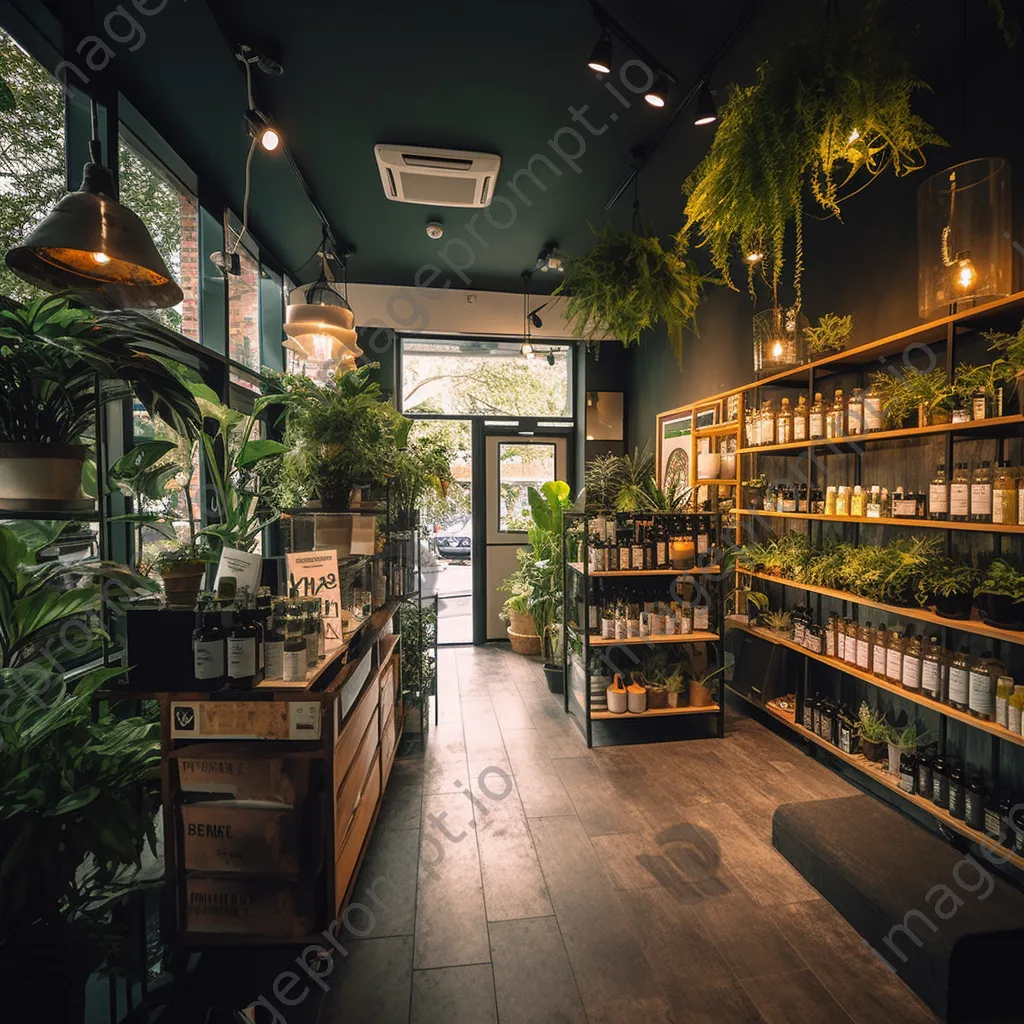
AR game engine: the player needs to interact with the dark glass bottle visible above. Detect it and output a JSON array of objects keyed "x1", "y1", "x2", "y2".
[
  {"x1": 899, "y1": 752, "x2": 916, "y2": 794},
  {"x1": 227, "y1": 588, "x2": 262, "y2": 689},
  {"x1": 915, "y1": 752, "x2": 933, "y2": 799},
  {"x1": 964, "y1": 772, "x2": 987, "y2": 831},
  {"x1": 655, "y1": 517, "x2": 668, "y2": 569},
  {"x1": 947, "y1": 762, "x2": 966, "y2": 820},
  {"x1": 264, "y1": 598, "x2": 287, "y2": 681},
  {"x1": 283, "y1": 594, "x2": 307, "y2": 682},
  {"x1": 932, "y1": 755, "x2": 949, "y2": 808},
  {"x1": 192, "y1": 594, "x2": 225, "y2": 690}
]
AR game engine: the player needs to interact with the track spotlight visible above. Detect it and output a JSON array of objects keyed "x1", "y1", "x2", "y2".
[
  {"x1": 644, "y1": 73, "x2": 669, "y2": 108},
  {"x1": 246, "y1": 110, "x2": 281, "y2": 152},
  {"x1": 694, "y1": 82, "x2": 718, "y2": 125},
  {"x1": 587, "y1": 30, "x2": 613, "y2": 75},
  {"x1": 546, "y1": 351, "x2": 556, "y2": 366}
]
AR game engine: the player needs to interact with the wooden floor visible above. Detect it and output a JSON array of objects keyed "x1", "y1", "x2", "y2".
[{"x1": 315, "y1": 644, "x2": 938, "y2": 1024}]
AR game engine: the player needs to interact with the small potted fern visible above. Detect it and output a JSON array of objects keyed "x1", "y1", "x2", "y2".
[{"x1": 976, "y1": 559, "x2": 1024, "y2": 630}]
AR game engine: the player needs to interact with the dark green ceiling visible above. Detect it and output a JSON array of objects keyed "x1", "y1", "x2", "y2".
[{"x1": 26, "y1": 0, "x2": 992, "y2": 291}]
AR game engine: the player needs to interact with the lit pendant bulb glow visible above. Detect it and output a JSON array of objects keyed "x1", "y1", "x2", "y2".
[
  {"x1": 848, "y1": 128, "x2": 860, "y2": 145},
  {"x1": 260, "y1": 127, "x2": 281, "y2": 152},
  {"x1": 955, "y1": 257, "x2": 977, "y2": 291},
  {"x1": 771, "y1": 339, "x2": 784, "y2": 359},
  {"x1": 745, "y1": 252, "x2": 763, "y2": 264},
  {"x1": 91, "y1": 251, "x2": 111, "y2": 265}
]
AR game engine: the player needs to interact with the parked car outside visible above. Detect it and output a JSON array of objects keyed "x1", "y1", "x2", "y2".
[{"x1": 435, "y1": 518, "x2": 472, "y2": 560}]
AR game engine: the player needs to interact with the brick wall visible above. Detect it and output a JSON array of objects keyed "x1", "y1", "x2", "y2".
[
  {"x1": 179, "y1": 193, "x2": 200, "y2": 340},
  {"x1": 228, "y1": 247, "x2": 260, "y2": 370}
]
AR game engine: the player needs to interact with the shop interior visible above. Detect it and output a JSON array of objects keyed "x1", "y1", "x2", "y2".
[{"x1": 2, "y1": 0, "x2": 1024, "y2": 1021}]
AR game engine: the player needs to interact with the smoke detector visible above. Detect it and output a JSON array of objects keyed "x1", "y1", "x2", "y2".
[
  {"x1": 426, "y1": 221, "x2": 444, "y2": 239},
  {"x1": 375, "y1": 144, "x2": 500, "y2": 208}
]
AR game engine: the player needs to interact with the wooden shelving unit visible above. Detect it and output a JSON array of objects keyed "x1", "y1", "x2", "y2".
[
  {"x1": 590, "y1": 703, "x2": 721, "y2": 720},
  {"x1": 568, "y1": 563, "x2": 723, "y2": 577},
  {"x1": 589, "y1": 630, "x2": 720, "y2": 647},
  {"x1": 728, "y1": 618, "x2": 1024, "y2": 749},
  {"x1": 734, "y1": 508, "x2": 1024, "y2": 533},
  {"x1": 738, "y1": 568, "x2": 1024, "y2": 646}
]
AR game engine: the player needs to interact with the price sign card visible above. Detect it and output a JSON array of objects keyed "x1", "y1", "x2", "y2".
[{"x1": 286, "y1": 550, "x2": 343, "y2": 645}]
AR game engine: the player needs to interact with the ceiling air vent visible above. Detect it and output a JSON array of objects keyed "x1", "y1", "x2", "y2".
[{"x1": 374, "y1": 144, "x2": 500, "y2": 208}]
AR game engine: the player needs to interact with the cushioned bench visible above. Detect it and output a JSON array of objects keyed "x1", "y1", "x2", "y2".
[{"x1": 773, "y1": 796, "x2": 1024, "y2": 1022}]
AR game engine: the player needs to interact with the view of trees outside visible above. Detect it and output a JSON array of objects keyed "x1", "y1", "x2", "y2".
[
  {"x1": 0, "y1": 27, "x2": 195, "y2": 333},
  {"x1": 409, "y1": 419, "x2": 472, "y2": 531},
  {"x1": 401, "y1": 341, "x2": 570, "y2": 417},
  {"x1": 498, "y1": 441, "x2": 555, "y2": 531}
]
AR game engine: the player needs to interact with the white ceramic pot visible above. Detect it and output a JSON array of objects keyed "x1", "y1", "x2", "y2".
[
  {"x1": 606, "y1": 685, "x2": 627, "y2": 714},
  {"x1": 627, "y1": 688, "x2": 647, "y2": 714},
  {"x1": 0, "y1": 443, "x2": 88, "y2": 506},
  {"x1": 667, "y1": 692, "x2": 680, "y2": 708},
  {"x1": 887, "y1": 742, "x2": 902, "y2": 776}
]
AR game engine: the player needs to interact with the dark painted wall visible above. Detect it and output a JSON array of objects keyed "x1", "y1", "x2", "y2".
[{"x1": 627, "y1": 20, "x2": 1024, "y2": 449}]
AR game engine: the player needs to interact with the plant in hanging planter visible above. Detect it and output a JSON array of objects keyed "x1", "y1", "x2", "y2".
[
  {"x1": 804, "y1": 313, "x2": 853, "y2": 356},
  {"x1": 0, "y1": 295, "x2": 203, "y2": 509},
  {"x1": 975, "y1": 558, "x2": 1024, "y2": 630},
  {"x1": 857, "y1": 702, "x2": 889, "y2": 762},
  {"x1": 270, "y1": 365, "x2": 411, "y2": 511},
  {"x1": 866, "y1": 367, "x2": 954, "y2": 428},
  {"x1": 682, "y1": 14, "x2": 943, "y2": 308},
  {"x1": 915, "y1": 555, "x2": 980, "y2": 619},
  {"x1": 985, "y1": 317, "x2": 1024, "y2": 410},
  {"x1": 555, "y1": 225, "x2": 713, "y2": 367}
]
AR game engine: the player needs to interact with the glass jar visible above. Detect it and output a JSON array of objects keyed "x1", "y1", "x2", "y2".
[
  {"x1": 885, "y1": 630, "x2": 904, "y2": 686},
  {"x1": 928, "y1": 462, "x2": 948, "y2": 520},
  {"x1": 993, "y1": 460, "x2": 1018, "y2": 526},
  {"x1": 836, "y1": 486, "x2": 850, "y2": 517},
  {"x1": 809, "y1": 392, "x2": 825, "y2": 439},
  {"x1": 850, "y1": 485, "x2": 866, "y2": 517},
  {"x1": 847, "y1": 387, "x2": 865, "y2": 436},
  {"x1": 844, "y1": 619, "x2": 859, "y2": 667},
  {"x1": 863, "y1": 381, "x2": 884, "y2": 432},
  {"x1": 866, "y1": 485, "x2": 883, "y2": 519},
  {"x1": 948, "y1": 646, "x2": 970, "y2": 711},
  {"x1": 825, "y1": 614, "x2": 839, "y2": 659},
  {"x1": 753, "y1": 306, "x2": 808, "y2": 375},
  {"x1": 968, "y1": 652, "x2": 995, "y2": 721},
  {"x1": 949, "y1": 462, "x2": 970, "y2": 522},
  {"x1": 872, "y1": 624, "x2": 889, "y2": 678},
  {"x1": 827, "y1": 389, "x2": 845, "y2": 439},
  {"x1": 777, "y1": 397, "x2": 794, "y2": 444},
  {"x1": 996, "y1": 675, "x2": 1013, "y2": 729},
  {"x1": 970, "y1": 461, "x2": 993, "y2": 523},
  {"x1": 922, "y1": 637, "x2": 945, "y2": 702},
  {"x1": 793, "y1": 395, "x2": 809, "y2": 441},
  {"x1": 902, "y1": 631, "x2": 922, "y2": 693}
]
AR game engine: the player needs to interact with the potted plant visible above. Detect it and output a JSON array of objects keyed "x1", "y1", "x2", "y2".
[
  {"x1": 985, "y1": 317, "x2": 1024, "y2": 411},
  {"x1": 0, "y1": 295, "x2": 202, "y2": 509},
  {"x1": 556, "y1": 224, "x2": 712, "y2": 367},
  {"x1": 499, "y1": 593, "x2": 540, "y2": 654},
  {"x1": 742, "y1": 590, "x2": 770, "y2": 625},
  {"x1": 886, "y1": 722, "x2": 931, "y2": 776},
  {"x1": 391, "y1": 433, "x2": 455, "y2": 532},
  {"x1": 803, "y1": 313, "x2": 853, "y2": 357},
  {"x1": 742, "y1": 473, "x2": 771, "y2": 510},
  {"x1": 662, "y1": 669, "x2": 688, "y2": 708},
  {"x1": 952, "y1": 360, "x2": 1013, "y2": 419},
  {"x1": 867, "y1": 367, "x2": 955, "y2": 428},
  {"x1": 976, "y1": 559, "x2": 1024, "y2": 630},
  {"x1": 645, "y1": 674, "x2": 669, "y2": 709},
  {"x1": 762, "y1": 609, "x2": 793, "y2": 639},
  {"x1": 271, "y1": 365, "x2": 411, "y2": 510},
  {"x1": 689, "y1": 664, "x2": 726, "y2": 708},
  {"x1": 857, "y1": 702, "x2": 889, "y2": 762},
  {"x1": 916, "y1": 556, "x2": 979, "y2": 620}
]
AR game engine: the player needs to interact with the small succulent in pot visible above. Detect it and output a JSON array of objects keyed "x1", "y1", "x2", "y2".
[
  {"x1": 761, "y1": 608, "x2": 793, "y2": 638},
  {"x1": 857, "y1": 702, "x2": 889, "y2": 762}
]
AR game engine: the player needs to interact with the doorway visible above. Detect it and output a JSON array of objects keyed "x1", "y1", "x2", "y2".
[{"x1": 481, "y1": 428, "x2": 569, "y2": 642}]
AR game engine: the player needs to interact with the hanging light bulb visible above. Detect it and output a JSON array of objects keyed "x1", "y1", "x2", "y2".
[
  {"x1": 954, "y1": 255, "x2": 977, "y2": 291},
  {"x1": 771, "y1": 339, "x2": 785, "y2": 359},
  {"x1": 5, "y1": 100, "x2": 182, "y2": 308},
  {"x1": 246, "y1": 110, "x2": 281, "y2": 153},
  {"x1": 694, "y1": 82, "x2": 718, "y2": 126},
  {"x1": 745, "y1": 252, "x2": 764, "y2": 264}
]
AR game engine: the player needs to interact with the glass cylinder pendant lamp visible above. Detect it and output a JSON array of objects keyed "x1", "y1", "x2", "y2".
[
  {"x1": 5, "y1": 101, "x2": 182, "y2": 309},
  {"x1": 283, "y1": 258, "x2": 363, "y2": 374},
  {"x1": 917, "y1": 158, "x2": 1011, "y2": 320},
  {"x1": 753, "y1": 306, "x2": 808, "y2": 377}
]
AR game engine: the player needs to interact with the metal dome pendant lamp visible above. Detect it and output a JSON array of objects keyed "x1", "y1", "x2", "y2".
[
  {"x1": 5, "y1": 97, "x2": 183, "y2": 310},
  {"x1": 284, "y1": 250, "x2": 363, "y2": 368}
]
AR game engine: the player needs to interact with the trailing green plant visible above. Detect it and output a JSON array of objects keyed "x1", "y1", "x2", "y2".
[
  {"x1": 0, "y1": 294, "x2": 203, "y2": 446},
  {"x1": 857, "y1": 702, "x2": 889, "y2": 743},
  {"x1": 683, "y1": 14, "x2": 943, "y2": 307},
  {"x1": 743, "y1": 590, "x2": 770, "y2": 615},
  {"x1": 916, "y1": 556, "x2": 980, "y2": 603},
  {"x1": 269, "y1": 365, "x2": 411, "y2": 510},
  {"x1": 803, "y1": 313, "x2": 853, "y2": 355},
  {"x1": 977, "y1": 558, "x2": 1024, "y2": 601},
  {"x1": 399, "y1": 602, "x2": 437, "y2": 709},
  {"x1": 985, "y1": 318, "x2": 1024, "y2": 390},
  {"x1": 556, "y1": 224, "x2": 713, "y2": 366},
  {"x1": 866, "y1": 367, "x2": 954, "y2": 427}
]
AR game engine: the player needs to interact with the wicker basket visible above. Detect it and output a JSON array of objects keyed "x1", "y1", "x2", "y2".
[{"x1": 508, "y1": 627, "x2": 541, "y2": 655}]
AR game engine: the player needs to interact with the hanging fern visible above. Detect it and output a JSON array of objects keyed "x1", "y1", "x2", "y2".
[
  {"x1": 683, "y1": 14, "x2": 944, "y2": 308},
  {"x1": 555, "y1": 225, "x2": 713, "y2": 367}
]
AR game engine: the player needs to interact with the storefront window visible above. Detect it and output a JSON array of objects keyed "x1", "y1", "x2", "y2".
[{"x1": 0, "y1": 26, "x2": 65, "y2": 303}]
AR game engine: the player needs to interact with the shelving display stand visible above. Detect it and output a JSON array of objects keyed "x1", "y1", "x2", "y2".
[
  {"x1": 654, "y1": 288, "x2": 1024, "y2": 872},
  {"x1": 562, "y1": 511, "x2": 728, "y2": 748}
]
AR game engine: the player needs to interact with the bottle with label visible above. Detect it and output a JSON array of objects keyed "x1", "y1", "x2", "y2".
[
  {"x1": 793, "y1": 395, "x2": 808, "y2": 441},
  {"x1": 825, "y1": 613, "x2": 838, "y2": 658},
  {"x1": 970, "y1": 461, "x2": 993, "y2": 523},
  {"x1": 856, "y1": 620, "x2": 872, "y2": 670},
  {"x1": 626, "y1": 591, "x2": 640, "y2": 638},
  {"x1": 809, "y1": 392, "x2": 825, "y2": 439},
  {"x1": 922, "y1": 636, "x2": 945, "y2": 701},
  {"x1": 835, "y1": 486, "x2": 849, "y2": 516},
  {"x1": 872, "y1": 624, "x2": 888, "y2": 677},
  {"x1": 781, "y1": 488, "x2": 797, "y2": 513},
  {"x1": 1019, "y1": 471, "x2": 1024, "y2": 528},
  {"x1": 847, "y1": 387, "x2": 865, "y2": 436},
  {"x1": 993, "y1": 460, "x2": 1017, "y2": 526},
  {"x1": 902, "y1": 630, "x2": 922, "y2": 693},
  {"x1": 863, "y1": 381, "x2": 884, "y2": 432},
  {"x1": 899, "y1": 752, "x2": 916, "y2": 794},
  {"x1": 588, "y1": 532, "x2": 604, "y2": 574},
  {"x1": 227, "y1": 588, "x2": 261, "y2": 689},
  {"x1": 928, "y1": 462, "x2": 948, "y2": 520},
  {"x1": 866, "y1": 485, "x2": 883, "y2": 519},
  {"x1": 891, "y1": 488, "x2": 917, "y2": 519},
  {"x1": 263, "y1": 598, "x2": 287, "y2": 681},
  {"x1": 825, "y1": 485, "x2": 837, "y2": 515},
  {"x1": 849, "y1": 485, "x2": 866, "y2": 517},
  {"x1": 1010, "y1": 686, "x2": 1024, "y2": 734},
  {"x1": 965, "y1": 772, "x2": 987, "y2": 830},
  {"x1": 827, "y1": 388, "x2": 845, "y2": 439},
  {"x1": 193, "y1": 594, "x2": 226, "y2": 689},
  {"x1": 969, "y1": 652, "x2": 995, "y2": 720},
  {"x1": 949, "y1": 462, "x2": 970, "y2": 521},
  {"x1": 655, "y1": 518, "x2": 669, "y2": 568},
  {"x1": 283, "y1": 595, "x2": 308, "y2": 682},
  {"x1": 777, "y1": 397, "x2": 794, "y2": 444},
  {"x1": 844, "y1": 619, "x2": 859, "y2": 666},
  {"x1": 630, "y1": 519, "x2": 645, "y2": 573},
  {"x1": 948, "y1": 762, "x2": 966, "y2": 819},
  {"x1": 996, "y1": 675, "x2": 1013, "y2": 729},
  {"x1": 614, "y1": 594, "x2": 627, "y2": 639},
  {"x1": 760, "y1": 401, "x2": 775, "y2": 446},
  {"x1": 618, "y1": 523, "x2": 632, "y2": 571},
  {"x1": 971, "y1": 386, "x2": 990, "y2": 422},
  {"x1": 948, "y1": 645, "x2": 970, "y2": 710},
  {"x1": 885, "y1": 629, "x2": 904, "y2": 685}
]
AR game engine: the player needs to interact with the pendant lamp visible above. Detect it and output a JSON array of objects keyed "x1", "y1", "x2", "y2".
[
  {"x1": 284, "y1": 253, "x2": 362, "y2": 367},
  {"x1": 5, "y1": 100, "x2": 183, "y2": 310}
]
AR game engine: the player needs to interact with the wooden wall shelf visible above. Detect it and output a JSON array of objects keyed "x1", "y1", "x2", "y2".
[
  {"x1": 727, "y1": 619, "x2": 1024, "y2": 749},
  {"x1": 569, "y1": 563, "x2": 723, "y2": 577},
  {"x1": 590, "y1": 703, "x2": 721, "y2": 720},
  {"x1": 739, "y1": 568, "x2": 1024, "y2": 646},
  {"x1": 733, "y1": 508, "x2": 1024, "y2": 533},
  {"x1": 589, "y1": 631, "x2": 720, "y2": 647}
]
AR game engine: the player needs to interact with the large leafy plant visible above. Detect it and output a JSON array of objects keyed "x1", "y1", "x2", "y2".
[
  {"x1": 0, "y1": 295, "x2": 203, "y2": 446},
  {"x1": 867, "y1": 367, "x2": 954, "y2": 427},
  {"x1": 556, "y1": 225, "x2": 711, "y2": 366},
  {"x1": 683, "y1": 15, "x2": 943, "y2": 307},
  {"x1": 270, "y1": 365, "x2": 411, "y2": 509}
]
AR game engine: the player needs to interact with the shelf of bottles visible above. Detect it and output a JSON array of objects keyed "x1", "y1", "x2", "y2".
[{"x1": 562, "y1": 510, "x2": 728, "y2": 747}]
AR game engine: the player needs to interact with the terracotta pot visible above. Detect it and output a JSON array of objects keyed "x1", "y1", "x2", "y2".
[
  {"x1": 690, "y1": 680, "x2": 715, "y2": 707},
  {"x1": 646, "y1": 687, "x2": 668, "y2": 709},
  {"x1": 507, "y1": 609, "x2": 537, "y2": 636},
  {"x1": 507, "y1": 628, "x2": 541, "y2": 655},
  {"x1": 0, "y1": 442, "x2": 89, "y2": 508},
  {"x1": 161, "y1": 561, "x2": 207, "y2": 609}
]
